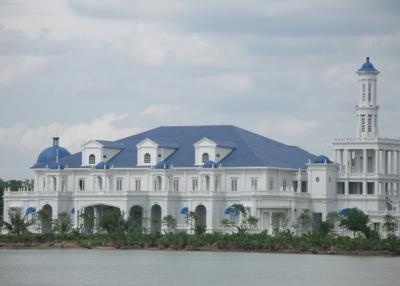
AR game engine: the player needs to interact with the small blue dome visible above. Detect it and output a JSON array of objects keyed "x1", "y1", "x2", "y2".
[
  {"x1": 203, "y1": 160, "x2": 218, "y2": 168},
  {"x1": 312, "y1": 155, "x2": 332, "y2": 164},
  {"x1": 95, "y1": 162, "x2": 111, "y2": 169},
  {"x1": 339, "y1": 208, "x2": 364, "y2": 216},
  {"x1": 357, "y1": 57, "x2": 379, "y2": 74},
  {"x1": 155, "y1": 160, "x2": 170, "y2": 169},
  {"x1": 35, "y1": 137, "x2": 70, "y2": 167}
]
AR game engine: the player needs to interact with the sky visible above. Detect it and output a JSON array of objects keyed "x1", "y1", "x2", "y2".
[{"x1": 0, "y1": 0, "x2": 400, "y2": 179}]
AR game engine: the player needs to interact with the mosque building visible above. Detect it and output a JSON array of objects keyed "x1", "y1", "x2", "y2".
[{"x1": 3, "y1": 57, "x2": 400, "y2": 235}]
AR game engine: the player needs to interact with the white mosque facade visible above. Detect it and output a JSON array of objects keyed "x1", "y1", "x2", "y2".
[{"x1": 3, "y1": 58, "x2": 400, "y2": 235}]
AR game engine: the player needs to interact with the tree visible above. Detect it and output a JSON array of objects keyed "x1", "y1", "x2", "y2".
[
  {"x1": 162, "y1": 215, "x2": 177, "y2": 234},
  {"x1": 53, "y1": 212, "x2": 72, "y2": 234},
  {"x1": 99, "y1": 209, "x2": 128, "y2": 234},
  {"x1": 340, "y1": 208, "x2": 369, "y2": 238},
  {"x1": 383, "y1": 214, "x2": 396, "y2": 236},
  {"x1": 220, "y1": 203, "x2": 258, "y2": 234},
  {"x1": 186, "y1": 211, "x2": 199, "y2": 234},
  {"x1": 37, "y1": 209, "x2": 53, "y2": 233},
  {"x1": 271, "y1": 212, "x2": 288, "y2": 234},
  {"x1": 3, "y1": 208, "x2": 35, "y2": 235},
  {"x1": 298, "y1": 212, "x2": 312, "y2": 236}
]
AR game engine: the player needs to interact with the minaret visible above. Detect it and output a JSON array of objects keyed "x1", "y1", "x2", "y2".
[{"x1": 355, "y1": 57, "x2": 380, "y2": 138}]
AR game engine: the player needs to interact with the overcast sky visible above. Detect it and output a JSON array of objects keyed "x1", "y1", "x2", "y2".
[{"x1": 1, "y1": 0, "x2": 400, "y2": 179}]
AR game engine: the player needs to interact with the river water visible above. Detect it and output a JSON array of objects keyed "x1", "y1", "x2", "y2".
[{"x1": 0, "y1": 249, "x2": 399, "y2": 286}]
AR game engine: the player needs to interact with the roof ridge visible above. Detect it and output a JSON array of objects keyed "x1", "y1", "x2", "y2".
[{"x1": 230, "y1": 126, "x2": 265, "y2": 166}]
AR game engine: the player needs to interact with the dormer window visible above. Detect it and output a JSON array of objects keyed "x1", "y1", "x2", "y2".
[
  {"x1": 144, "y1": 153, "x2": 151, "y2": 164},
  {"x1": 202, "y1": 153, "x2": 209, "y2": 163},
  {"x1": 136, "y1": 138, "x2": 178, "y2": 166},
  {"x1": 89, "y1": 154, "x2": 96, "y2": 165}
]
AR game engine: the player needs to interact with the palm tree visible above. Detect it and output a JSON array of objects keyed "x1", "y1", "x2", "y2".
[
  {"x1": 162, "y1": 215, "x2": 177, "y2": 234},
  {"x1": 53, "y1": 212, "x2": 72, "y2": 234},
  {"x1": 3, "y1": 208, "x2": 35, "y2": 235}
]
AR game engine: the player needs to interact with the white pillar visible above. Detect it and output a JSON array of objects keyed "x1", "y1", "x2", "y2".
[
  {"x1": 375, "y1": 149, "x2": 380, "y2": 174},
  {"x1": 345, "y1": 180, "x2": 349, "y2": 195},
  {"x1": 363, "y1": 149, "x2": 368, "y2": 174},
  {"x1": 346, "y1": 149, "x2": 351, "y2": 176}
]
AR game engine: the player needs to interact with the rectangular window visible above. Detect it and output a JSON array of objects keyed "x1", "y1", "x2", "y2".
[
  {"x1": 362, "y1": 82, "x2": 366, "y2": 101},
  {"x1": 282, "y1": 179, "x2": 287, "y2": 190},
  {"x1": 293, "y1": 181, "x2": 298, "y2": 192},
  {"x1": 135, "y1": 178, "x2": 141, "y2": 191},
  {"x1": 250, "y1": 177, "x2": 258, "y2": 191},
  {"x1": 192, "y1": 178, "x2": 198, "y2": 191},
  {"x1": 368, "y1": 82, "x2": 372, "y2": 101},
  {"x1": 231, "y1": 178, "x2": 238, "y2": 192},
  {"x1": 116, "y1": 178, "x2": 123, "y2": 191},
  {"x1": 79, "y1": 179, "x2": 85, "y2": 191},
  {"x1": 173, "y1": 178, "x2": 179, "y2": 192},
  {"x1": 361, "y1": 115, "x2": 366, "y2": 132},
  {"x1": 269, "y1": 177, "x2": 274, "y2": 190},
  {"x1": 367, "y1": 115, "x2": 372, "y2": 132}
]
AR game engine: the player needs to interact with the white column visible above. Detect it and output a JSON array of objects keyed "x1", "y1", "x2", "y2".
[
  {"x1": 345, "y1": 180, "x2": 349, "y2": 195},
  {"x1": 375, "y1": 149, "x2": 380, "y2": 174},
  {"x1": 381, "y1": 150, "x2": 385, "y2": 174},
  {"x1": 346, "y1": 149, "x2": 351, "y2": 176},
  {"x1": 363, "y1": 149, "x2": 368, "y2": 174},
  {"x1": 363, "y1": 181, "x2": 367, "y2": 195}
]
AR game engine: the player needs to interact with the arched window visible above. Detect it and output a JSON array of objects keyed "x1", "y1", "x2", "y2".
[
  {"x1": 144, "y1": 153, "x2": 151, "y2": 164},
  {"x1": 202, "y1": 153, "x2": 209, "y2": 163},
  {"x1": 154, "y1": 176, "x2": 162, "y2": 191},
  {"x1": 89, "y1": 154, "x2": 95, "y2": 164}
]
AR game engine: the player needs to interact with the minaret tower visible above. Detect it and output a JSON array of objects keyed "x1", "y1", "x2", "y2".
[{"x1": 355, "y1": 57, "x2": 380, "y2": 138}]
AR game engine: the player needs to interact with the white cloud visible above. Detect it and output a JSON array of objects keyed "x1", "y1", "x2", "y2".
[
  {"x1": 196, "y1": 73, "x2": 254, "y2": 93},
  {"x1": 0, "y1": 56, "x2": 47, "y2": 86},
  {"x1": 257, "y1": 117, "x2": 321, "y2": 138},
  {"x1": 140, "y1": 104, "x2": 183, "y2": 118},
  {"x1": 0, "y1": 113, "x2": 140, "y2": 153}
]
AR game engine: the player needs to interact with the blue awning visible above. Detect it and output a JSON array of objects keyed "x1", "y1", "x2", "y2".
[
  {"x1": 180, "y1": 207, "x2": 189, "y2": 215},
  {"x1": 26, "y1": 207, "x2": 36, "y2": 214},
  {"x1": 70, "y1": 208, "x2": 75, "y2": 214},
  {"x1": 224, "y1": 207, "x2": 239, "y2": 215},
  {"x1": 339, "y1": 208, "x2": 364, "y2": 216}
]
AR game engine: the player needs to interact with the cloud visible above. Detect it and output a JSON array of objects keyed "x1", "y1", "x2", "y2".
[
  {"x1": 0, "y1": 56, "x2": 47, "y2": 86},
  {"x1": 0, "y1": 113, "x2": 140, "y2": 153},
  {"x1": 196, "y1": 73, "x2": 254, "y2": 93},
  {"x1": 257, "y1": 117, "x2": 321, "y2": 138},
  {"x1": 140, "y1": 104, "x2": 183, "y2": 118}
]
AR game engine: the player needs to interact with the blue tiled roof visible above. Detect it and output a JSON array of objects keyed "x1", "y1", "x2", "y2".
[
  {"x1": 203, "y1": 160, "x2": 218, "y2": 168},
  {"x1": 312, "y1": 155, "x2": 332, "y2": 164},
  {"x1": 155, "y1": 160, "x2": 170, "y2": 169},
  {"x1": 53, "y1": 125, "x2": 316, "y2": 169},
  {"x1": 32, "y1": 141, "x2": 71, "y2": 169},
  {"x1": 357, "y1": 57, "x2": 379, "y2": 74},
  {"x1": 96, "y1": 140, "x2": 125, "y2": 149}
]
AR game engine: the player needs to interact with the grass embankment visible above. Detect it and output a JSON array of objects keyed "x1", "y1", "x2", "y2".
[
  {"x1": 0, "y1": 233, "x2": 400, "y2": 255},
  {"x1": 1, "y1": 232, "x2": 400, "y2": 255}
]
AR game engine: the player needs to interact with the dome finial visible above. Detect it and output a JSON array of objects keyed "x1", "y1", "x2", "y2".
[
  {"x1": 53, "y1": 137, "x2": 59, "y2": 147},
  {"x1": 366, "y1": 56, "x2": 370, "y2": 63}
]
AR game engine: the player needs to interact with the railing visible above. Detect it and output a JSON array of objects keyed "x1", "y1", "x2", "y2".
[{"x1": 333, "y1": 137, "x2": 400, "y2": 144}]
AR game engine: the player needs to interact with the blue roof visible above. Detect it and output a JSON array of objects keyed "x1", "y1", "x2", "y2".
[
  {"x1": 32, "y1": 138, "x2": 71, "y2": 168},
  {"x1": 96, "y1": 161, "x2": 111, "y2": 169},
  {"x1": 203, "y1": 160, "x2": 218, "y2": 168},
  {"x1": 96, "y1": 140, "x2": 125, "y2": 149},
  {"x1": 155, "y1": 160, "x2": 170, "y2": 169},
  {"x1": 54, "y1": 125, "x2": 316, "y2": 169},
  {"x1": 312, "y1": 155, "x2": 332, "y2": 164},
  {"x1": 357, "y1": 57, "x2": 379, "y2": 74}
]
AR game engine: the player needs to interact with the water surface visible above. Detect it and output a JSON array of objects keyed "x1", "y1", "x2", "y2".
[{"x1": 0, "y1": 249, "x2": 399, "y2": 286}]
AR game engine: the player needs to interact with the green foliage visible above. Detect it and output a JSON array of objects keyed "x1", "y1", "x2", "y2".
[
  {"x1": 99, "y1": 210, "x2": 128, "y2": 235},
  {"x1": 162, "y1": 215, "x2": 177, "y2": 234},
  {"x1": 340, "y1": 208, "x2": 369, "y2": 238},
  {"x1": 383, "y1": 214, "x2": 396, "y2": 234},
  {"x1": 220, "y1": 204, "x2": 259, "y2": 234},
  {"x1": 37, "y1": 209, "x2": 52, "y2": 233},
  {"x1": 272, "y1": 212, "x2": 288, "y2": 234},
  {"x1": 53, "y1": 212, "x2": 72, "y2": 234},
  {"x1": 3, "y1": 208, "x2": 35, "y2": 235},
  {"x1": 298, "y1": 212, "x2": 312, "y2": 235}
]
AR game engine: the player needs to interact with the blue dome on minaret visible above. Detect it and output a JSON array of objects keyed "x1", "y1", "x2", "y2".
[
  {"x1": 357, "y1": 57, "x2": 379, "y2": 74},
  {"x1": 32, "y1": 137, "x2": 71, "y2": 168}
]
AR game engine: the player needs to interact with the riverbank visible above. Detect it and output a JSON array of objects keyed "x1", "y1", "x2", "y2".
[{"x1": 1, "y1": 232, "x2": 400, "y2": 256}]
